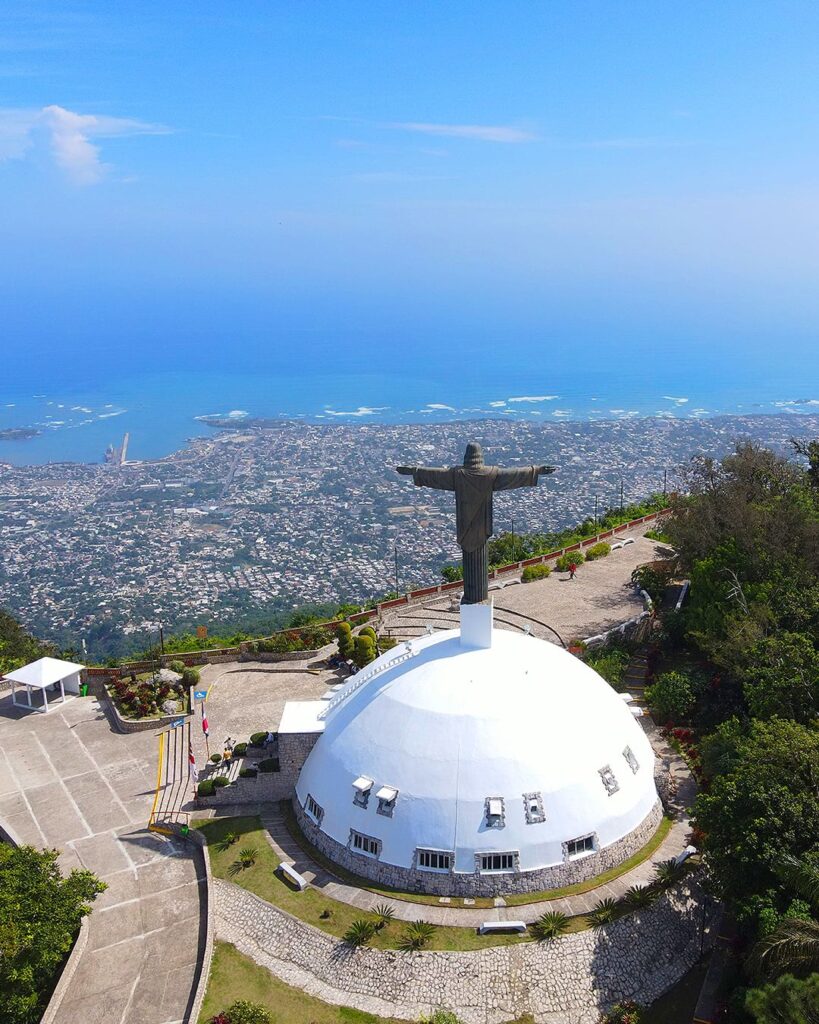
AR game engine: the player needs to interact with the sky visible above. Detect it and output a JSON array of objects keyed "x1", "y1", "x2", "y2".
[{"x1": 3, "y1": 2, "x2": 819, "y2": 388}]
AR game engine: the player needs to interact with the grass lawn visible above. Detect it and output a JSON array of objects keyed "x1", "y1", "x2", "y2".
[
  {"x1": 195, "y1": 814, "x2": 678, "y2": 951},
  {"x1": 195, "y1": 815, "x2": 528, "y2": 950},
  {"x1": 198, "y1": 940, "x2": 403, "y2": 1024}
]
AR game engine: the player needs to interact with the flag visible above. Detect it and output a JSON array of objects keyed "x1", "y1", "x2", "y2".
[
  {"x1": 201, "y1": 702, "x2": 209, "y2": 737},
  {"x1": 188, "y1": 741, "x2": 198, "y2": 784}
]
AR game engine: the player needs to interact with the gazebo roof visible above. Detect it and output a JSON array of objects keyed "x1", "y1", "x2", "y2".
[{"x1": 3, "y1": 657, "x2": 85, "y2": 690}]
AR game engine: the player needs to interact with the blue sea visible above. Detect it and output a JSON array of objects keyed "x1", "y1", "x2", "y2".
[{"x1": 2, "y1": 338, "x2": 818, "y2": 466}]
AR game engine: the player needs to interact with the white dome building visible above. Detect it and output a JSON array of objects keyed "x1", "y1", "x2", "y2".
[{"x1": 293, "y1": 604, "x2": 661, "y2": 896}]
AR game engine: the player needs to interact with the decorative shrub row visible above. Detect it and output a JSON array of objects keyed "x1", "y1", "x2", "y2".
[
  {"x1": 521, "y1": 564, "x2": 551, "y2": 582},
  {"x1": 555, "y1": 551, "x2": 586, "y2": 572},
  {"x1": 584, "y1": 541, "x2": 612, "y2": 561}
]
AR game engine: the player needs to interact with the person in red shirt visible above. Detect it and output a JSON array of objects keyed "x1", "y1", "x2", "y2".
[{"x1": 568, "y1": 562, "x2": 578, "y2": 580}]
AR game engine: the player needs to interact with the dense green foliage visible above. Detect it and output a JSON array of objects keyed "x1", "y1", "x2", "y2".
[
  {"x1": 211, "y1": 999, "x2": 273, "y2": 1024},
  {"x1": 745, "y1": 973, "x2": 819, "y2": 1023},
  {"x1": 521, "y1": 563, "x2": 551, "y2": 582},
  {"x1": 651, "y1": 439, "x2": 819, "y2": 1014},
  {"x1": 0, "y1": 610, "x2": 55, "y2": 676},
  {"x1": 0, "y1": 844, "x2": 105, "y2": 1024},
  {"x1": 585, "y1": 541, "x2": 612, "y2": 560}
]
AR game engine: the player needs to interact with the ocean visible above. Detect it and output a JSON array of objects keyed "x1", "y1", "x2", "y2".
[{"x1": 2, "y1": 343, "x2": 818, "y2": 466}]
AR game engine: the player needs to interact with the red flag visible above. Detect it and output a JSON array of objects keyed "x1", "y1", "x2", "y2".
[
  {"x1": 201, "y1": 702, "x2": 209, "y2": 737},
  {"x1": 188, "y1": 741, "x2": 198, "y2": 784}
]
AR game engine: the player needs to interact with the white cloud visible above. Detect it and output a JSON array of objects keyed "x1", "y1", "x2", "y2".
[
  {"x1": 488, "y1": 401, "x2": 506, "y2": 407},
  {"x1": 507, "y1": 395, "x2": 559, "y2": 403},
  {"x1": 425, "y1": 403, "x2": 456, "y2": 411},
  {"x1": 0, "y1": 104, "x2": 170, "y2": 184},
  {"x1": 662, "y1": 395, "x2": 689, "y2": 405},
  {"x1": 390, "y1": 122, "x2": 537, "y2": 143}
]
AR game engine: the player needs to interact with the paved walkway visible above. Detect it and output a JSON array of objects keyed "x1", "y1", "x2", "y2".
[
  {"x1": 0, "y1": 691, "x2": 205, "y2": 1024},
  {"x1": 198, "y1": 718, "x2": 695, "y2": 926},
  {"x1": 380, "y1": 526, "x2": 668, "y2": 646}
]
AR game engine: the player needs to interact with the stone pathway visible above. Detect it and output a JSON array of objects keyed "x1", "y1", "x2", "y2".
[{"x1": 0, "y1": 691, "x2": 205, "y2": 1024}]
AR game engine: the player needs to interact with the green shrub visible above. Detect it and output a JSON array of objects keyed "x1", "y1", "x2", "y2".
[
  {"x1": 644, "y1": 527, "x2": 672, "y2": 544},
  {"x1": 584, "y1": 542, "x2": 611, "y2": 560},
  {"x1": 232, "y1": 742, "x2": 248, "y2": 757},
  {"x1": 167, "y1": 659, "x2": 186, "y2": 674},
  {"x1": 587, "y1": 897, "x2": 619, "y2": 927},
  {"x1": 212, "y1": 776, "x2": 230, "y2": 788},
  {"x1": 600, "y1": 1001, "x2": 644, "y2": 1024},
  {"x1": 249, "y1": 732, "x2": 268, "y2": 746},
  {"x1": 217, "y1": 999, "x2": 272, "y2": 1024},
  {"x1": 359, "y1": 625, "x2": 377, "y2": 641},
  {"x1": 210, "y1": 753, "x2": 222, "y2": 764},
  {"x1": 353, "y1": 633, "x2": 376, "y2": 668},
  {"x1": 372, "y1": 902, "x2": 395, "y2": 929},
  {"x1": 521, "y1": 564, "x2": 551, "y2": 582},
  {"x1": 258, "y1": 757, "x2": 280, "y2": 773},
  {"x1": 197, "y1": 779, "x2": 215, "y2": 796},
  {"x1": 336, "y1": 621, "x2": 354, "y2": 660},
  {"x1": 398, "y1": 920, "x2": 436, "y2": 951},
  {"x1": 645, "y1": 670, "x2": 699, "y2": 722},
  {"x1": 238, "y1": 846, "x2": 258, "y2": 867},
  {"x1": 381, "y1": 636, "x2": 398, "y2": 652},
  {"x1": 343, "y1": 918, "x2": 376, "y2": 946},
  {"x1": 555, "y1": 551, "x2": 585, "y2": 572},
  {"x1": 622, "y1": 884, "x2": 659, "y2": 909},
  {"x1": 419, "y1": 1012, "x2": 463, "y2": 1024},
  {"x1": 531, "y1": 910, "x2": 570, "y2": 940},
  {"x1": 239, "y1": 767, "x2": 257, "y2": 779},
  {"x1": 181, "y1": 667, "x2": 200, "y2": 685}
]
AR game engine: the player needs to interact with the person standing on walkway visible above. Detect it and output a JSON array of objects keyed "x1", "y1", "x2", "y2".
[{"x1": 568, "y1": 561, "x2": 578, "y2": 580}]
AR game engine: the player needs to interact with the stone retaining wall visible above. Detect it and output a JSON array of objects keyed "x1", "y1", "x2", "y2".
[
  {"x1": 293, "y1": 796, "x2": 664, "y2": 897},
  {"x1": 214, "y1": 872, "x2": 715, "y2": 1024}
]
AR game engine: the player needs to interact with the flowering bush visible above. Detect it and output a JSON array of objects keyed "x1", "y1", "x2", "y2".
[{"x1": 599, "y1": 1001, "x2": 643, "y2": 1024}]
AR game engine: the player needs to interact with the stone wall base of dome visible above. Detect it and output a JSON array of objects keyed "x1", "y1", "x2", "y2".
[{"x1": 293, "y1": 797, "x2": 664, "y2": 898}]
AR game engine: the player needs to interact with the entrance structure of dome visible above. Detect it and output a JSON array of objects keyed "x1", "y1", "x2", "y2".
[{"x1": 293, "y1": 604, "x2": 661, "y2": 896}]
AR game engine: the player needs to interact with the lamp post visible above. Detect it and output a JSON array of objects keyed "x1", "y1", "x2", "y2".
[
  {"x1": 594, "y1": 495, "x2": 599, "y2": 530},
  {"x1": 619, "y1": 478, "x2": 624, "y2": 512},
  {"x1": 393, "y1": 538, "x2": 399, "y2": 594}
]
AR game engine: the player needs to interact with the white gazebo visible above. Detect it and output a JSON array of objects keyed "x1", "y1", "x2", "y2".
[{"x1": 3, "y1": 657, "x2": 85, "y2": 713}]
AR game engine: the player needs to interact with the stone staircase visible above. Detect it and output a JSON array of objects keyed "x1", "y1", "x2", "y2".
[{"x1": 622, "y1": 647, "x2": 650, "y2": 709}]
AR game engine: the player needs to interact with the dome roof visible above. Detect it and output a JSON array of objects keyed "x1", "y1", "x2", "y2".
[{"x1": 295, "y1": 616, "x2": 657, "y2": 876}]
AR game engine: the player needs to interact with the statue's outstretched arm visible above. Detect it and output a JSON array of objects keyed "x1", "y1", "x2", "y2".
[
  {"x1": 493, "y1": 465, "x2": 557, "y2": 491},
  {"x1": 396, "y1": 465, "x2": 457, "y2": 491}
]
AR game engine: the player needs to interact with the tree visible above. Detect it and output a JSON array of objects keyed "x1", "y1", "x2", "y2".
[
  {"x1": 0, "y1": 844, "x2": 106, "y2": 1024},
  {"x1": 741, "y1": 634, "x2": 819, "y2": 725},
  {"x1": 645, "y1": 670, "x2": 699, "y2": 722},
  {"x1": 749, "y1": 855, "x2": 819, "y2": 981},
  {"x1": 336, "y1": 622, "x2": 353, "y2": 660},
  {"x1": 745, "y1": 972, "x2": 819, "y2": 1023},
  {"x1": 353, "y1": 633, "x2": 376, "y2": 668},
  {"x1": 695, "y1": 720, "x2": 819, "y2": 904}
]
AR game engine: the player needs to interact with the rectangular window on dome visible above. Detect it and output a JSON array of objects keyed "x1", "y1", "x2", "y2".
[
  {"x1": 623, "y1": 746, "x2": 640, "y2": 774},
  {"x1": 485, "y1": 796, "x2": 505, "y2": 828},
  {"x1": 417, "y1": 848, "x2": 453, "y2": 872},
  {"x1": 480, "y1": 852, "x2": 515, "y2": 873},
  {"x1": 566, "y1": 834, "x2": 595, "y2": 859},
  {"x1": 305, "y1": 794, "x2": 323, "y2": 824},
  {"x1": 523, "y1": 791, "x2": 545, "y2": 824},
  {"x1": 350, "y1": 829, "x2": 381, "y2": 858},
  {"x1": 599, "y1": 765, "x2": 620, "y2": 796}
]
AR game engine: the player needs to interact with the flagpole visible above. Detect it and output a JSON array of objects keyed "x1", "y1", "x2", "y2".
[{"x1": 201, "y1": 700, "x2": 210, "y2": 760}]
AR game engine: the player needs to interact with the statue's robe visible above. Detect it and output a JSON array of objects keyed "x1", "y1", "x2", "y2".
[{"x1": 410, "y1": 465, "x2": 541, "y2": 553}]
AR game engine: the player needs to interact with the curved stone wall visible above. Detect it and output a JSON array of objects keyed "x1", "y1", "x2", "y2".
[
  {"x1": 294, "y1": 795, "x2": 664, "y2": 896},
  {"x1": 214, "y1": 872, "x2": 715, "y2": 1024}
]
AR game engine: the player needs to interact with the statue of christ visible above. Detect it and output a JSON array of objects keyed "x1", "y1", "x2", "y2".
[{"x1": 397, "y1": 442, "x2": 555, "y2": 604}]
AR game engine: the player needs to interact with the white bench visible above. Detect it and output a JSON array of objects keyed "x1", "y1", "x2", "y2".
[
  {"x1": 278, "y1": 862, "x2": 308, "y2": 890},
  {"x1": 478, "y1": 920, "x2": 527, "y2": 935}
]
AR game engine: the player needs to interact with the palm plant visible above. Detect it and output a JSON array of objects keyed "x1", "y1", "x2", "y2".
[
  {"x1": 343, "y1": 918, "x2": 376, "y2": 947},
  {"x1": 398, "y1": 920, "x2": 436, "y2": 951},
  {"x1": 372, "y1": 902, "x2": 396, "y2": 930},
  {"x1": 587, "y1": 897, "x2": 619, "y2": 928},
  {"x1": 218, "y1": 830, "x2": 238, "y2": 852},
  {"x1": 238, "y1": 846, "x2": 258, "y2": 867},
  {"x1": 750, "y1": 854, "x2": 819, "y2": 979},
  {"x1": 653, "y1": 858, "x2": 686, "y2": 889},
  {"x1": 531, "y1": 910, "x2": 570, "y2": 941},
  {"x1": 622, "y1": 884, "x2": 659, "y2": 909}
]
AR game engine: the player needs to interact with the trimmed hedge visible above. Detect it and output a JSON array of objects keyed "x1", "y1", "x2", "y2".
[
  {"x1": 212, "y1": 776, "x2": 231, "y2": 788},
  {"x1": 555, "y1": 551, "x2": 585, "y2": 572},
  {"x1": 232, "y1": 742, "x2": 248, "y2": 757},
  {"x1": 258, "y1": 757, "x2": 280, "y2": 773},
  {"x1": 249, "y1": 732, "x2": 269, "y2": 746},
  {"x1": 197, "y1": 779, "x2": 215, "y2": 796},
  {"x1": 239, "y1": 767, "x2": 257, "y2": 779},
  {"x1": 584, "y1": 542, "x2": 612, "y2": 561},
  {"x1": 521, "y1": 564, "x2": 551, "y2": 582}
]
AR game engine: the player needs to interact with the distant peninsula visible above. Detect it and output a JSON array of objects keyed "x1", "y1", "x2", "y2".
[
  {"x1": 197, "y1": 415, "x2": 285, "y2": 430},
  {"x1": 0, "y1": 427, "x2": 41, "y2": 442}
]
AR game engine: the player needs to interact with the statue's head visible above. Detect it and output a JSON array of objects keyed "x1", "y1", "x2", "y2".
[{"x1": 463, "y1": 442, "x2": 484, "y2": 470}]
